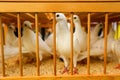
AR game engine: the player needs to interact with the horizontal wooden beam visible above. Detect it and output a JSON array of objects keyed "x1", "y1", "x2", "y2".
[
  {"x1": 1, "y1": 75, "x2": 120, "y2": 80},
  {"x1": 0, "y1": 2, "x2": 119, "y2": 12},
  {"x1": 0, "y1": 0, "x2": 119, "y2": 2}
]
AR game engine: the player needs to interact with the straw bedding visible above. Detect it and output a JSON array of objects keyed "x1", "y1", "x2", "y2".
[{"x1": 0, "y1": 52, "x2": 120, "y2": 77}]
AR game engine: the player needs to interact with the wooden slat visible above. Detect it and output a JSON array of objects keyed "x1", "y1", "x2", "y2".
[
  {"x1": 5, "y1": 13, "x2": 17, "y2": 18},
  {"x1": 0, "y1": 2, "x2": 119, "y2": 12},
  {"x1": 25, "y1": 13, "x2": 35, "y2": 19},
  {"x1": 52, "y1": 12, "x2": 56, "y2": 76},
  {"x1": 35, "y1": 13, "x2": 40, "y2": 76},
  {"x1": 70, "y1": 13, "x2": 73, "y2": 75},
  {"x1": 0, "y1": 0, "x2": 119, "y2": 2},
  {"x1": 1, "y1": 75, "x2": 120, "y2": 80},
  {"x1": 104, "y1": 13, "x2": 108, "y2": 74},
  {"x1": 0, "y1": 14, "x2": 5, "y2": 77},
  {"x1": 87, "y1": 13, "x2": 90, "y2": 75},
  {"x1": 17, "y1": 13, "x2": 23, "y2": 76}
]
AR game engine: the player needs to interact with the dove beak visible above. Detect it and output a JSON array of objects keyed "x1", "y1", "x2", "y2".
[
  {"x1": 26, "y1": 26, "x2": 33, "y2": 30},
  {"x1": 24, "y1": 23, "x2": 33, "y2": 31},
  {"x1": 10, "y1": 26, "x2": 16, "y2": 32}
]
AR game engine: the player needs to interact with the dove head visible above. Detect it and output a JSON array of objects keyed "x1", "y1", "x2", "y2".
[
  {"x1": 73, "y1": 15, "x2": 80, "y2": 23},
  {"x1": 23, "y1": 21, "x2": 32, "y2": 30},
  {"x1": 56, "y1": 13, "x2": 66, "y2": 22},
  {"x1": 8, "y1": 24, "x2": 16, "y2": 31}
]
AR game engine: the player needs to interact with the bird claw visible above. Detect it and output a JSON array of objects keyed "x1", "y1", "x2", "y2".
[
  {"x1": 62, "y1": 67, "x2": 69, "y2": 74},
  {"x1": 115, "y1": 64, "x2": 120, "y2": 69},
  {"x1": 73, "y1": 67, "x2": 78, "y2": 74}
]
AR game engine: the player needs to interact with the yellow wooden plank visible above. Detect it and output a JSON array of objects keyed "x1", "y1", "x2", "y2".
[
  {"x1": 17, "y1": 13, "x2": 23, "y2": 76},
  {"x1": 35, "y1": 13, "x2": 40, "y2": 76},
  {"x1": 87, "y1": 13, "x2": 90, "y2": 75},
  {"x1": 1, "y1": 75, "x2": 120, "y2": 80},
  {"x1": 104, "y1": 13, "x2": 108, "y2": 74},
  {"x1": 70, "y1": 13, "x2": 73, "y2": 75},
  {"x1": 0, "y1": 14, "x2": 5, "y2": 77},
  {"x1": 0, "y1": 2, "x2": 119, "y2": 12},
  {"x1": 52, "y1": 12, "x2": 57, "y2": 76},
  {"x1": 0, "y1": 0, "x2": 119, "y2": 2}
]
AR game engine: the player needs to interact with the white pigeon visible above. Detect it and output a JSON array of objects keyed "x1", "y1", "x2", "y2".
[
  {"x1": 55, "y1": 13, "x2": 82, "y2": 74},
  {"x1": 90, "y1": 23, "x2": 103, "y2": 46},
  {"x1": 72, "y1": 15, "x2": 87, "y2": 73},
  {"x1": 76, "y1": 23, "x2": 104, "y2": 61},
  {"x1": 77, "y1": 27, "x2": 115, "y2": 61},
  {"x1": 73, "y1": 15, "x2": 87, "y2": 51},
  {"x1": 55, "y1": 13, "x2": 71, "y2": 74},
  {"x1": 111, "y1": 26, "x2": 120, "y2": 69},
  {"x1": 0, "y1": 24, "x2": 30, "y2": 62},
  {"x1": 5, "y1": 24, "x2": 18, "y2": 47},
  {"x1": 111, "y1": 39, "x2": 120, "y2": 69},
  {"x1": 22, "y1": 21, "x2": 52, "y2": 61}
]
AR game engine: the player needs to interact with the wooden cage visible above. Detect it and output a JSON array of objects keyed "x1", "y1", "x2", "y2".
[{"x1": 0, "y1": 0, "x2": 120, "y2": 80}]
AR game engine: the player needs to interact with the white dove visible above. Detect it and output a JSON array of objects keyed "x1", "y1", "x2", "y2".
[
  {"x1": 111, "y1": 26, "x2": 120, "y2": 69},
  {"x1": 22, "y1": 21, "x2": 52, "y2": 61},
  {"x1": 90, "y1": 23, "x2": 103, "y2": 46},
  {"x1": 5, "y1": 24, "x2": 18, "y2": 47},
  {"x1": 111, "y1": 39, "x2": 120, "y2": 69},
  {"x1": 73, "y1": 15, "x2": 87, "y2": 51},
  {"x1": 77, "y1": 27, "x2": 115, "y2": 61},
  {"x1": 56, "y1": 13, "x2": 82, "y2": 74},
  {"x1": 72, "y1": 15, "x2": 87, "y2": 73},
  {"x1": 0, "y1": 24, "x2": 30, "y2": 62}
]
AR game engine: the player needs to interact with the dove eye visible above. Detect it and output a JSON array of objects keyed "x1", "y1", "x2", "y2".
[
  {"x1": 9, "y1": 27, "x2": 12, "y2": 29},
  {"x1": 24, "y1": 24, "x2": 27, "y2": 27},
  {"x1": 74, "y1": 17, "x2": 77, "y2": 19},
  {"x1": 56, "y1": 14, "x2": 60, "y2": 17}
]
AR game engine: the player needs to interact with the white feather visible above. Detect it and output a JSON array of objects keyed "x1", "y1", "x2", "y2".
[
  {"x1": 5, "y1": 24, "x2": 18, "y2": 47},
  {"x1": 73, "y1": 15, "x2": 87, "y2": 67},
  {"x1": 90, "y1": 23, "x2": 103, "y2": 46},
  {"x1": 22, "y1": 21, "x2": 52, "y2": 61},
  {"x1": 77, "y1": 27, "x2": 115, "y2": 61},
  {"x1": 55, "y1": 13, "x2": 72, "y2": 68},
  {"x1": 0, "y1": 45, "x2": 30, "y2": 61},
  {"x1": 0, "y1": 24, "x2": 32, "y2": 62}
]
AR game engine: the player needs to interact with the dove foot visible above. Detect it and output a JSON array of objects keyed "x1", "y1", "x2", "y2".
[
  {"x1": 115, "y1": 64, "x2": 120, "y2": 69},
  {"x1": 62, "y1": 67, "x2": 69, "y2": 74},
  {"x1": 73, "y1": 67, "x2": 78, "y2": 74}
]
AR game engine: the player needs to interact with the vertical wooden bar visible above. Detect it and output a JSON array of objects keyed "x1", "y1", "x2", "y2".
[
  {"x1": 53, "y1": 12, "x2": 56, "y2": 76},
  {"x1": 104, "y1": 13, "x2": 108, "y2": 74},
  {"x1": 117, "y1": 22, "x2": 118, "y2": 40},
  {"x1": 35, "y1": 13, "x2": 40, "y2": 76},
  {"x1": 2, "y1": 29, "x2": 5, "y2": 45},
  {"x1": 0, "y1": 14, "x2": 5, "y2": 77},
  {"x1": 70, "y1": 12, "x2": 74, "y2": 75},
  {"x1": 17, "y1": 13, "x2": 23, "y2": 76},
  {"x1": 87, "y1": 13, "x2": 90, "y2": 75}
]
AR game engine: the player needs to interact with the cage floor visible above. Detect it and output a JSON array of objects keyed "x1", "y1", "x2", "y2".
[{"x1": 0, "y1": 53, "x2": 120, "y2": 77}]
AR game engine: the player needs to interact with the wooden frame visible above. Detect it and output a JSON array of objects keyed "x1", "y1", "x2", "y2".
[
  {"x1": 0, "y1": 0, "x2": 120, "y2": 2},
  {"x1": 0, "y1": 2, "x2": 119, "y2": 12},
  {"x1": 0, "y1": 0, "x2": 120, "y2": 80},
  {"x1": 1, "y1": 75, "x2": 120, "y2": 80}
]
